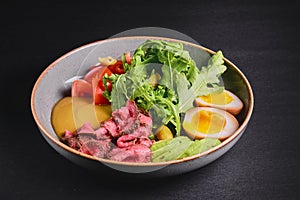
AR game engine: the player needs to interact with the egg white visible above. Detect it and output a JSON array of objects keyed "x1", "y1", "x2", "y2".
[
  {"x1": 195, "y1": 90, "x2": 243, "y2": 115},
  {"x1": 183, "y1": 107, "x2": 239, "y2": 140}
]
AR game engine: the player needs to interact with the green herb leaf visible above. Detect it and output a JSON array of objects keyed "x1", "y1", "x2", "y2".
[
  {"x1": 102, "y1": 73, "x2": 120, "y2": 102},
  {"x1": 178, "y1": 50, "x2": 227, "y2": 113},
  {"x1": 114, "y1": 40, "x2": 227, "y2": 137},
  {"x1": 124, "y1": 40, "x2": 199, "y2": 84},
  {"x1": 110, "y1": 74, "x2": 128, "y2": 111}
]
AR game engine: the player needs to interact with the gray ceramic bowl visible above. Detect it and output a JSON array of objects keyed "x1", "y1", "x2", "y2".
[{"x1": 31, "y1": 36, "x2": 254, "y2": 177}]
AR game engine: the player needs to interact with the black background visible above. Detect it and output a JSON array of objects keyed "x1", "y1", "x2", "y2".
[{"x1": 1, "y1": 0, "x2": 299, "y2": 199}]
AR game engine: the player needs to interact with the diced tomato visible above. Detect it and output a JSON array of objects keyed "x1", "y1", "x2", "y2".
[
  {"x1": 99, "y1": 68, "x2": 113, "y2": 90},
  {"x1": 84, "y1": 66, "x2": 112, "y2": 83},
  {"x1": 74, "y1": 60, "x2": 125, "y2": 105},
  {"x1": 125, "y1": 52, "x2": 132, "y2": 64},
  {"x1": 92, "y1": 78, "x2": 110, "y2": 105},
  {"x1": 98, "y1": 77, "x2": 113, "y2": 91},
  {"x1": 71, "y1": 79, "x2": 93, "y2": 97},
  {"x1": 108, "y1": 60, "x2": 124, "y2": 74}
]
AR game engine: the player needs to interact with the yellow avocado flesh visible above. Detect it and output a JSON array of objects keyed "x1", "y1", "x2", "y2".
[
  {"x1": 51, "y1": 97, "x2": 112, "y2": 138},
  {"x1": 186, "y1": 110, "x2": 226, "y2": 134},
  {"x1": 200, "y1": 91, "x2": 233, "y2": 105}
]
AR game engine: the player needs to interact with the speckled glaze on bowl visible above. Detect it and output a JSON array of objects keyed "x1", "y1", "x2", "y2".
[{"x1": 31, "y1": 36, "x2": 254, "y2": 177}]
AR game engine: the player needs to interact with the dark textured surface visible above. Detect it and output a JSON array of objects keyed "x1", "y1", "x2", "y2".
[{"x1": 1, "y1": 1, "x2": 299, "y2": 199}]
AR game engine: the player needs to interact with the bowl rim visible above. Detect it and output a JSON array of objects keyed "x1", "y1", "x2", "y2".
[{"x1": 31, "y1": 36, "x2": 254, "y2": 167}]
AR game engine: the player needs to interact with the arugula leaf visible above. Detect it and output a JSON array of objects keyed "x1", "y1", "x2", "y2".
[
  {"x1": 123, "y1": 40, "x2": 199, "y2": 84},
  {"x1": 112, "y1": 40, "x2": 227, "y2": 137},
  {"x1": 132, "y1": 75, "x2": 181, "y2": 134},
  {"x1": 178, "y1": 51, "x2": 227, "y2": 113},
  {"x1": 110, "y1": 74, "x2": 128, "y2": 111},
  {"x1": 110, "y1": 64, "x2": 181, "y2": 134},
  {"x1": 160, "y1": 64, "x2": 177, "y2": 91},
  {"x1": 110, "y1": 65, "x2": 147, "y2": 110}
]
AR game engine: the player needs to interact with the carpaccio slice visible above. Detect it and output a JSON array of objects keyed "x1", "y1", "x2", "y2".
[{"x1": 61, "y1": 100, "x2": 154, "y2": 162}]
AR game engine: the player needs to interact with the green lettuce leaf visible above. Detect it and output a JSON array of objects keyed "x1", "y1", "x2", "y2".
[
  {"x1": 150, "y1": 137, "x2": 221, "y2": 161},
  {"x1": 151, "y1": 136, "x2": 192, "y2": 162},
  {"x1": 178, "y1": 138, "x2": 221, "y2": 159}
]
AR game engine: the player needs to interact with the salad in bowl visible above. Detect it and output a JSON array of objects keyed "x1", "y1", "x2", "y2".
[{"x1": 32, "y1": 37, "x2": 253, "y2": 175}]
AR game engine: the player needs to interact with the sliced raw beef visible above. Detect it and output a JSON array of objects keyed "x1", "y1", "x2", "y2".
[{"x1": 61, "y1": 100, "x2": 153, "y2": 162}]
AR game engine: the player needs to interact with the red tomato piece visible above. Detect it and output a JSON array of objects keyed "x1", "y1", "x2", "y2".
[
  {"x1": 98, "y1": 68, "x2": 113, "y2": 91},
  {"x1": 125, "y1": 51, "x2": 132, "y2": 64},
  {"x1": 98, "y1": 78, "x2": 113, "y2": 91},
  {"x1": 108, "y1": 60, "x2": 124, "y2": 74},
  {"x1": 92, "y1": 78, "x2": 110, "y2": 105},
  {"x1": 84, "y1": 66, "x2": 112, "y2": 83}
]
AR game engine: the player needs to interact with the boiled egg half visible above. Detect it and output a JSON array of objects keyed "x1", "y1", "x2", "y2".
[
  {"x1": 195, "y1": 90, "x2": 243, "y2": 115},
  {"x1": 183, "y1": 107, "x2": 239, "y2": 140}
]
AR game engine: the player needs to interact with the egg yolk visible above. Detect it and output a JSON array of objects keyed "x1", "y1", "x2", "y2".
[
  {"x1": 200, "y1": 91, "x2": 233, "y2": 105},
  {"x1": 191, "y1": 110, "x2": 226, "y2": 134}
]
